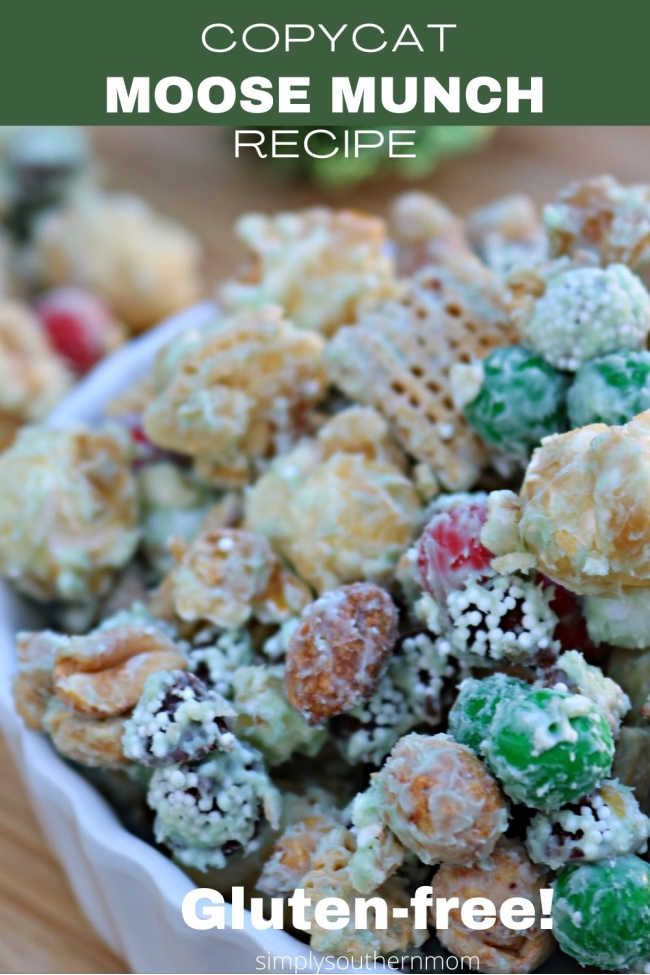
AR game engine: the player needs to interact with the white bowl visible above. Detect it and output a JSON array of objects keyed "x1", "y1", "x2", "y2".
[
  {"x1": 0, "y1": 303, "x2": 312, "y2": 974},
  {"x1": 0, "y1": 303, "x2": 575, "y2": 975}
]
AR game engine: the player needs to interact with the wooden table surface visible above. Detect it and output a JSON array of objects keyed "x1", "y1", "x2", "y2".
[{"x1": 2, "y1": 125, "x2": 649, "y2": 974}]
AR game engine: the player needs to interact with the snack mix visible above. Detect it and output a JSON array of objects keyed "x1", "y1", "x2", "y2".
[
  {"x1": 8, "y1": 172, "x2": 650, "y2": 973},
  {"x1": 0, "y1": 126, "x2": 203, "y2": 448}
]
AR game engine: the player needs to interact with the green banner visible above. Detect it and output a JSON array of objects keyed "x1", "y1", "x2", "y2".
[{"x1": 0, "y1": 0, "x2": 647, "y2": 124}]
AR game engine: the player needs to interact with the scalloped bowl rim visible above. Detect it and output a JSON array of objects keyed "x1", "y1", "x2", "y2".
[
  {"x1": 0, "y1": 302, "x2": 324, "y2": 972},
  {"x1": 0, "y1": 302, "x2": 570, "y2": 974}
]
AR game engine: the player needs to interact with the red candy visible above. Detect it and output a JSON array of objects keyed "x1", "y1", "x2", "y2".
[
  {"x1": 417, "y1": 499, "x2": 493, "y2": 601},
  {"x1": 35, "y1": 287, "x2": 119, "y2": 375},
  {"x1": 119, "y1": 414, "x2": 169, "y2": 467}
]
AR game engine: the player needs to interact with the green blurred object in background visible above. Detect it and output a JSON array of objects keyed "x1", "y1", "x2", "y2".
[{"x1": 266, "y1": 126, "x2": 494, "y2": 187}]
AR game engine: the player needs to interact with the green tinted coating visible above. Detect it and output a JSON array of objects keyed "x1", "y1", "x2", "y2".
[
  {"x1": 553, "y1": 856, "x2": 650, "y2": 970},
  {"x1": 484, "y1": 686, "x2": 614, "y2": 810},
  {"x1": 567, "y1": 349, "x2": 650, "y2": 427},
  {"x1": 448, "y1": 673, "x2": 528, "y2": 753},
  {"x1": 465, "y1": 345, "x2": 569, "y2": 457}
]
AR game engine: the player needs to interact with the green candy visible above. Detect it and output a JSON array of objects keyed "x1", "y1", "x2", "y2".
[
  {"x1": 553, "y1": 856, "x2": 650, "y2": 970},
  {"x1": 567, "y1": 349, "x2": 650, "y2": 427},
  {"x1": 448, "y1": 674, "x2": 528, "y2": 753},
  {"x1": 465, "y1": 345, "x2": 569, "y2": 458},
  {"x1": 483, "y1": 686, "x2": 614, "y2": 810}
]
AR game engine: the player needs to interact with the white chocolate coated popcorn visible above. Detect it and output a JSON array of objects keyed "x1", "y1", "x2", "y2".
[
  {"x1": 484, "y1": 412, "x2": 650, "y2": 594},
  {"x1": 144, "y1": 305, "x2": 326, "y2": 486},
  {"x1": 245, "y1": 409, "x2": 421, "y2": 592},
  {"x1": 220, "y1": 207, "x2": 397, "y2": 336},
  {"x1": 584, "y1": 589, "x2": 650, "y2": 649},
  {"x1": 0, "y1": 301, "x2": 70, "y2": 446},
  {"x1": 0, "y1": 424, "x2": 138, "y2": 602},
  {"x1": 34, "y1": 192, "x2": 202, "y2": 333}
]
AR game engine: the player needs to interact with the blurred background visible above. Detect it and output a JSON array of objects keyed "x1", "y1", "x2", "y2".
[
  {"x1": 1, "y1": 124, "x2": 649, "y2": 974},
  {"x1": 95, "y1": 127, "x2": 650, "y2": 275}
]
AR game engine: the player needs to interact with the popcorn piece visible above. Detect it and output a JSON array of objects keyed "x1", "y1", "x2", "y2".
[
  {"x1": 52, "y1": 611, "x2": 186, "y2": 718},
  {"x1": 545, "y1": 174, "x2": 650, "y2": 286},
  {"x1": 252, "y1": 561, "x2": 313, "y2": 626},
  {"x1": 526, "y1": 779, "x2": 650, "y2": 870},
  {"x1": 0, "y1": 425, "x2": 139, "y2": 602},
  {"x1": 549, "y1": 649, "x2": 630, "y2": 735},
  {"x1": 285, "y1": 583, "x2": 398, "y2": 723},
  {"x1": 584, "y1": 588, "x2": 650, "y2": 649},
  {"x1": 167, "y1": 528, "x2": 272, "y2": 629},
  {"x1": 467, "y1": 193, "x2": 547, "y2": 277},
  {"x1": 484, "y1": 685, "x2": 614, "y2": 811},
  {"x1": 552, "y1": 855, "x2": 650, "y2": 972},
  {"x1": 260, "y1": 617, "x2": 299, "y2": 662},
  {"x1": 480, "y1": 489, "x2": 532, "y2": 573},
  {"x1": 143, "y1": 306, "x2": 327, "y2": 485},
  {"x1": 245, "y1": 412, "x2": 422, "y2": 592},
  {"x1": 0, "y1": 300, "x2": 70, "y2": 447},
  {"x1": 461, "y1": 345, "x2": 569, "y2": 460},
  {"x1": 314, "y1": 404, "x2": 405, "y2": 467},
  {"x1": 43, "y1": 698, "x2": 127, "y2": 768},
  {"x1": 326, "y1": 264, "x2": 515, "y2": 490},
  {"x1": 302, "y1": 825, "x2": 426, "y2": 957},
  {"x1": 433, "y1": 839, "x2": 553, "y2": 974},
  {"x1": 567, "y1": 350, "x2": 650, "y2": 428},
  {"x1": 348, "y1": 782, "x2": 405, "y2": 894},
  {"x1": 513, "y1": 261, "x2": 650, "y2": 371},
  {"x1": 388, "y1": 191, "x2": 468, "y2": 274},
  {"x1": 148, "y1": 740, "x2": 281, "y2": 871},
  {"x1": 231, "y1": 664, "x2": 327, "y2": 766},
  {"x1": 394, "y1": 543, "x2": 422, "y2": 609},
  {"x1": 219, "y1": 208, "x2": 397, "y2": 336},
  {"x1": 12, "y1": 630, "x2": 63, "y2": 729},
  {"x1": 510, "y1": 412, "x2": 650, "y2": 594},
  {"x1": 33, "y1": 192, "x2": 202, "y2": 333},
  {"x1": 165, "y1": 527, "x2": 309, "y2": 630},
  {"x1": 375, "y1": 733, "x2": 508, "y2": 865},
  {"x1": 122, "y1": 670, "x2": 236, "y2": 766},
  {"x1": 256, "y1": 809, "x2": 341, "y2": 896}
]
